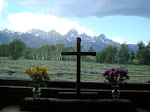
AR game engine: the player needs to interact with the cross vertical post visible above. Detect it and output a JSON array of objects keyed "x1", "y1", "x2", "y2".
[{"x1": 77, "y1": 38, "x2": 81, "y2": 95}]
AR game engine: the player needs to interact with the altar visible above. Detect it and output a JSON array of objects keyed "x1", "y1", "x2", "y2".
[{"x1": 20, "y1": 97, "x2": 135, "y2": 112}]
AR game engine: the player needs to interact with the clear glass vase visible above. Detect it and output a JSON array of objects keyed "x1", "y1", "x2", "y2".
[
  {"x1": 32, "y1": 84, "x2": 41, "y2": 99},
  {"x1": 112, "y1": 85, "x2": 120, "y2": 100}
]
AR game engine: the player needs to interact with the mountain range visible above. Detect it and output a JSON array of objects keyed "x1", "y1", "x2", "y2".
[{"x1": 0, "y1": 28, "x2": 138, "y2": 52}]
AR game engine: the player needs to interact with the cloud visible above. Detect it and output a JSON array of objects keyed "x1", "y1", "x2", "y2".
[
  {"x1": 51, "y1": 0, "x2": 150, "y2": 18},
  {"x1": 0, "y1": 0, "x2": 6, "y2": 21},
  {"x1": 22, "y1": 0, "x2": 50, "y2": 8},
  {"x1": 113, "y1": 37, "x2": 136, "y2": 44},
  {"x1": 113, "y1": 37, "x2": 124, "y2": 44},
  {"x1": 0, "y1": 0, "x2": 4, "y2": 12},
  {"x1": 3, "y1": 13, "x2": 94, "y2": 36}
]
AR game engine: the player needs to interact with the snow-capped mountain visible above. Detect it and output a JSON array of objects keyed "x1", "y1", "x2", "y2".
[
  {"x1": 0, "y1": 28, "x2": 138, "y2": 51},
  {"x1": 64, "y1": 28, "x2": 79, "y2": 42},
  {"x1": 27, "y1": 29, "x2": 63, "y2": 41}
]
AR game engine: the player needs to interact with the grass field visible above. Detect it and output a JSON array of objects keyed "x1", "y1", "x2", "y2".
[{"x1": 0, "y1": 59, "x2": 150, "y2": 82}]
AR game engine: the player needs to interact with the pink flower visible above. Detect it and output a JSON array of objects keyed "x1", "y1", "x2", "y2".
[{"x1": 102, "y1": 67, "x2": 129, "y2": 82}]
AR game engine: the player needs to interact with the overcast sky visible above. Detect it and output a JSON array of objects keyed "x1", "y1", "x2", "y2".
[{"x1": 0, "y1": 0, "x2": 150, "y2": 44}]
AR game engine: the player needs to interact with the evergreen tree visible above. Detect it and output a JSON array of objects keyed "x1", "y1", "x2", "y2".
[
  {"x1": 117, "y1": 43, "x2": 130, "y2": 64},
  {"x1": 96, "y1": 50, "x2": 106, "y2": 63},
  {"x1": 88, "y1": 47, "x2": 95, "y2": 52},
  {"x1": 104, "y1": 45, "x2": 117, "y2": 64},
  {"x1": 0, "y1": 44, "x2": 9, "y2": 57},
  {"x1": 136, "y1": 41, "x2": 150, "y2": 65},
  {"x1": 23, "y1": 48, "x2": 32, "y2": 59},
  {"x1": 129, "y1": 50, "x2": 135, "y2": 64},
  {"x1": 9, "y1": 39, "x2": 26, "y2": 60},
  {"x1": 86, "y1": 47, "x2": 96, "y2": 62}
]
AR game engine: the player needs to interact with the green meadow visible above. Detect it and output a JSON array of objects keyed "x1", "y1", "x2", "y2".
[{"x1": 0, "y1": 59, "x2": 150, "y2": 82}]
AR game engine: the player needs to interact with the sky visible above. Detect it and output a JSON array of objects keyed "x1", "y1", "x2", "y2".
[{"x1": 0, "y1": 0, "x2": 150, "y2": 45}]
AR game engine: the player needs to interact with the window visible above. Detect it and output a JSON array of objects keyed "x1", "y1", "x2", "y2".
[{"x1": 0, "y1": 0, "x2": 150, "y2": 82}]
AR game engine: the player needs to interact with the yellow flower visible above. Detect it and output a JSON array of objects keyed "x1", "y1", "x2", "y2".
[
  {"x1": 28, "y1": 67, "x2": 32, "y2": 72},
  {"x1": 40, "y1": 67, "x2": 47, "y2": 73},
  {"x1": 47, "y1": 76, "x2": 50, "y2": 80},
  {"x1": 36, "y1": 66, "x2": 40, "y2": 69},
  {"x1": 25, "y1": 69, "x2": 29, "y2": 74},
  {"x1": 43, "y1": 72, "x2": 50, "y2": 80},
  {"x1": 26, "y1": 66, "x2": 50, "y2": 81}
]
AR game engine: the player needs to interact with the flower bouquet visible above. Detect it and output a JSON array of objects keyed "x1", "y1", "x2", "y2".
[
  {"x1": 102, "y1": 67, "x2": 129, "y2": 100},
  {"x1": 26, "y1": 66, "x2": 50, "y2": 99}
]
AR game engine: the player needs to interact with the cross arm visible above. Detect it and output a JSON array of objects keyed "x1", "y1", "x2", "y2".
[
  {"x1": 81, "y1": 52, "x2": 96, "y2": 56},
  {"x1": 61, "y1": 52, "x2": 77, "y2": 55},
  {"x1": 61, "y1": 52, "x2": 96, "y2": 56}
]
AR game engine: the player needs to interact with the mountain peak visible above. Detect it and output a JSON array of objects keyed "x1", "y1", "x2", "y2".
[
  {"x1": 99, "y1": 34, "x2": 106, "y2": 38},
  {"x1": 3, "y1": 28, "x2": 9, "y2": 31},
  {"x1": 3, "y1": 28, "x2": 12, "y2": 33},
  {"x1": 70, "y1": 28, "x2": 77, "y2": 31},
  {"x1": 48, "y1": 29, "x2": 57, "y2": 34},
  {"x1": 68, "y1": 28, "x2": 78, "y2": 34},
  {"x1": 80, "y1": 32, "x2": 89, "y2": 36},
  {"x1": 27, "y1": 29, "x2": 44, "y2": 34}
]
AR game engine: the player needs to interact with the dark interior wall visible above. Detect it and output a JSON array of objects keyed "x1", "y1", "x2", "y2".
[{"x1": 0, "y1": 78, "x2": 150, "y2": 108}]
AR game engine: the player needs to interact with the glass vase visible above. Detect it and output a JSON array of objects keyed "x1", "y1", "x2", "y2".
[
  {"x1": 32, "y1": 83, "x2": 41, "y2": 99},
  {"x1": 112, "y1": 85, "x2": 120, "y2": 100}
]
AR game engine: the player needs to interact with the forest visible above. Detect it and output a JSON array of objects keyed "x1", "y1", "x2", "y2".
[{"x1": 0, "y1": 39, "x2": 150, "y2": 65}]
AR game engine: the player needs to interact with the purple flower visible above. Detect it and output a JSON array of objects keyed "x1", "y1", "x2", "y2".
[
  {"x1": 102, "y1": 67, "x2": 129, "y2": 82},
  {"x1": 102, "y1": 68, "x2": 112, "y2": 76}
]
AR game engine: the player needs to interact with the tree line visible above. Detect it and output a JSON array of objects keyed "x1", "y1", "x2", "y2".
[{"x1": 0, "y1": 39, "x2": 150, "y2": 65}]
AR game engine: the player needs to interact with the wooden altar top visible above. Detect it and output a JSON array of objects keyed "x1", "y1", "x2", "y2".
[{"x1": 20, "y1": 97, "x2": 135, "y2": 112}]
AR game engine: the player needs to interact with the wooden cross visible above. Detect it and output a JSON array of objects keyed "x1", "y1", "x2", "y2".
[{"x1": 61, "y1": 37, "x2": 96, "y2": 95}]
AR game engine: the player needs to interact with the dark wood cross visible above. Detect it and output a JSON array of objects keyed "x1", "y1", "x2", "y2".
[{"x1": 61, "y1": 37, "x2": 96, "y2": 95}]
